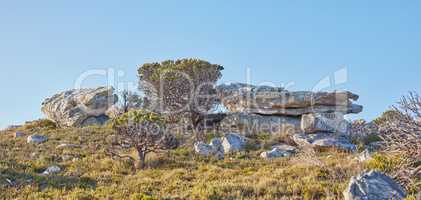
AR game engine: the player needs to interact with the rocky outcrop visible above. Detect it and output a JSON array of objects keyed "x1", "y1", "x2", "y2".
[
  {"x1": 343, "y1": 171, "x2": 407, "y2": 200},
  {"x1": 217, "y1": 83, "x2": 363, "y2": 116},
  {"x1": 41, "y1": 87, "x2": 118, "y2": 127}
]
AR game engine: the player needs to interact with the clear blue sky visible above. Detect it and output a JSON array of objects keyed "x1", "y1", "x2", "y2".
[{"x1": 1, "y1": 0, "x2": 420, "y2": 128}]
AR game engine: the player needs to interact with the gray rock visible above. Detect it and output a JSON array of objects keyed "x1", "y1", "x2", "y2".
[
  {"x1": 292, "y1": 133, "x2": 356, "y2": 152},
  {"x1": 260, "y1": 144, "x2": 296, "y2": 159},
  {"x1": 301, "y1": 112, "x2": 350, "y2": 134},
  {"x1": 210, "y1": 138, "x2": 224, "y2": 153},
  {"x1": 41, "y1": 87, "x2": 118, "y2": 127},
  {"x1": 27, "y1": 135, "x2": 48, "y2": 144},
  {"x1": 343, "y1": 170, "x2": 407, "y2": 200},
  {"x1": 222, "y1": 133, "x2": 246, "y2": 153},
  {"x1": 220, "y1": 112, "x2": 301, "y2": 136},
  {"x1": 14, "y1": 131, "x2": 24, "y2": 138},
  {"x1": 194, "y1": 142, "x2": 223, "y2": 159},
  {"x1": 217, "y1": 83, "x2": 363, "y2": 116},
  {"x1": 42, "y1": 165, "x2": 61, "y2": 175}
]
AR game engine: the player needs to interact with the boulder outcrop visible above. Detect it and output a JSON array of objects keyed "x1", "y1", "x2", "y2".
[
  {"x1": 217, "y1": 83, "x2": 363, "y2": 116},
  {"x1": 41, "y1": 87, "x2": 118, "y2": 127},
  {"x1": 343, "y1": 170, "x2": 406, "y2": 200}
]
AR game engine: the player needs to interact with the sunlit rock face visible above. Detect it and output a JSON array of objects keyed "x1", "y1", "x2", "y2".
[
  {"x1": 217, "y1": 83, "x2": 363, "y2": 116},
  {"x1": 41, "y1": 87, "x2": 118, "y2": 127}
]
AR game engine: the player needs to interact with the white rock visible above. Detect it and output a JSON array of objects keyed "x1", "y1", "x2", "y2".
[
  {"x1": 42, "y1": 166, "x2": 61, "y2": 175},
  {"x1": 41, "y1": 87, "x2": 118, "y2": 127},
  {"x1": 343, "y1": 170, "x2": 406, "y2": 200},
  {"x1": 222, "y1": 133, "x2": 246, "y2": 153},
  {"x1": 260, "y1": 144, "x2": 296, "y2": 159},
  {"x1": 194, "y1": 142, "x2": 216, "y2": 157},
  {"x1": 27, "y1": 135, "x2": 48, "y2": 144}
]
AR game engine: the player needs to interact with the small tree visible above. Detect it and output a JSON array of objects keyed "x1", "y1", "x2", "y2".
[
  {"x1": 138, "y1": 58, "x2": 223, "y2": 139},
  {"x1": 377, "y1": 92, "x2": 421, "y2": 191},
  {"x1": 112, "y1": 110, "x2": 178, "y2": 169},
  {"x1": 119, "y1": 90, "x2": 143, "y2": 113}
]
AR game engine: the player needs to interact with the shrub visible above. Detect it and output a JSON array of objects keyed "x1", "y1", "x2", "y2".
[{"x1": 112, "y1": 110, "x2": 178, "y2": 170}]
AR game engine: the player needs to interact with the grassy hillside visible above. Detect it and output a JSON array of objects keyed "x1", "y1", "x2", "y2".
[{"x1": 0, "y1": 122, "x2": 416, "y2": 200}]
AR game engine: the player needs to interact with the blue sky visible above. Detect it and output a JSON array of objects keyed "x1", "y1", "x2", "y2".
[{"x1": 1, "y1": 0, "x2": 420, "y2": 128}]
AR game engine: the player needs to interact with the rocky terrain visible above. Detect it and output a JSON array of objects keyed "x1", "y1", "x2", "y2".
[{"x1": 1, "y1": 82, "x2": 419, "y2": 199}]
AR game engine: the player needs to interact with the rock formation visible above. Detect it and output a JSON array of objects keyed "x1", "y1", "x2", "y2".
[
  {"x1": 41, "y1": 87, "x2": 118, "y2": 127},
  {"x1": 216, "y1": 83, "x2": 362, "y2": 151},
  {"x1": 343, "y1": 170, "x2": 407, "y2": 200}
]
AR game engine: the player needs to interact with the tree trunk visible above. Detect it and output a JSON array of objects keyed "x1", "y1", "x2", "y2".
[{"x1": 137, "y1": 150, "x2": 146, "y2": 170}]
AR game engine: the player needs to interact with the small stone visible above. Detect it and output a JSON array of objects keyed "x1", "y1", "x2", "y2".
[
  {"x1": 42, "y1": 166, "x2": 61, "y2": 175},
  {"x1": 61, "y1": 154, "x2": 74, "y2": 161},
  {"x1": 293, "y1": 133, "x2": 356, "y2": 152},
  {"x1": 27, "y1": 135, "x2": 48, "y2": 144},
  {"x1": 14, "y1": 131, "x2": 24, "y2": 138}
]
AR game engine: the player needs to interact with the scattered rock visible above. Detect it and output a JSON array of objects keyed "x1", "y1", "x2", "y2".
[
  {"x1": 194, "y1": 142, "x2": 223, "y2": 159},
  {"x1": 293, "y1": 133, "x2": 356, "y2": 152},
  {"x1": 222, "y1": 133, "x2": 246, "y2": 153},
  {"x1": 14, "y1": 131, "x2": 24, "y2": 138},
  {"x1": 41, "y1": 87, "x2": 118, "y2": 127},
  {"x1": 42, "y1": 166, "x2": 61, "y2": 175},
  {"x1": 343, "y1": 170, "x2": 407, "y2": 200},
  {"x1": 27, "y1": 135, "x2": 48, "y2": 144},
  {"x1": 56, "y1": 144, "x2": 81, "y2": 149},
  {"x1": 260, "y1": 144, "x2": 296, "y2": 159}
]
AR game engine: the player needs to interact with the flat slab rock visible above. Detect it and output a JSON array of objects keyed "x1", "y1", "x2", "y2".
[
  {"x1": 41, "y1": 87, "x2": 118, "y2": 127},
  {"x1": 343, "y1": 170, "x2": 407, "y2": 200},
  {"x1": 292, "y1": 133, "x2": 356, "y2": 152},
  {"x1": 217, "y1": 83, "x2": 363, "y2": 116}
]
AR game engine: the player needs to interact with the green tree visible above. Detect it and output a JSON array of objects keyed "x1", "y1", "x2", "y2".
[
  {"x1": 112, "y1": 110, "x2": 178, "y2": 169},
  {"x1": 138, "y1": 58, "x2": 224, "y2": 139}
]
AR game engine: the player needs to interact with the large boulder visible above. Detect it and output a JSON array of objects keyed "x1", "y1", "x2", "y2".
[
  {"x1": 301, "y1": 112, "x2": 350, "y2": 134},
  {"x1": 217, "y1": 83, "x2": 363, "y2": 116},
  {"x1": 220, "y1": 112, "x2": 301, "y2": 136},
  {"x1": 343, "y1": 170, "x2": 407, "y2": 200},
  {"x1": 41, "y1": 87, "x2": 118, "y2": 127},
  {"x1": 292, "y1": 133, "x2": 356, "y2": 152}
]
